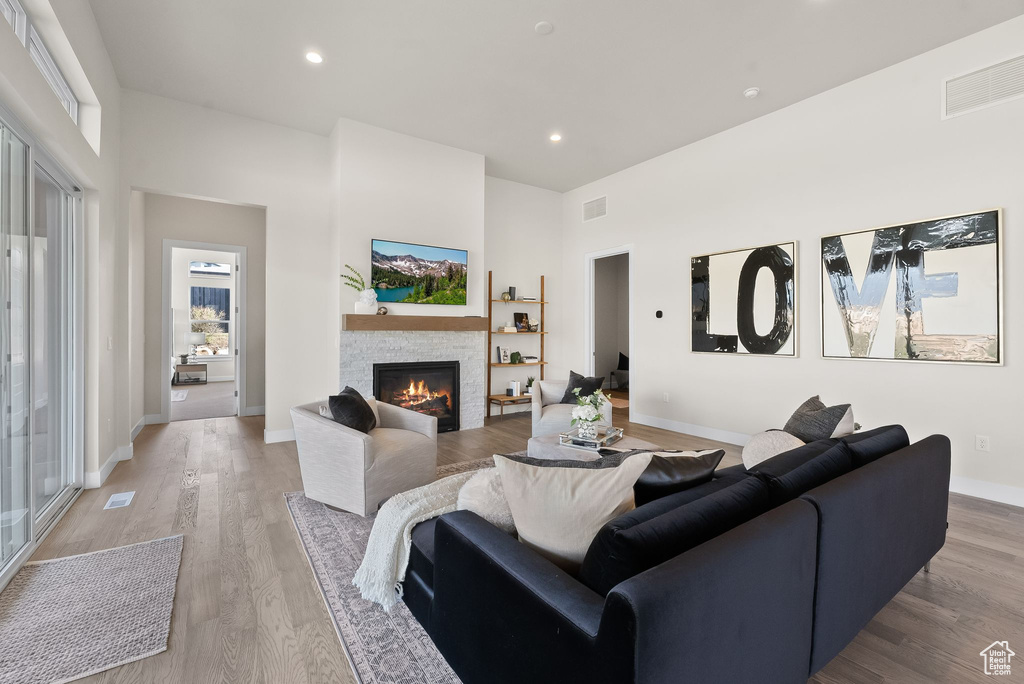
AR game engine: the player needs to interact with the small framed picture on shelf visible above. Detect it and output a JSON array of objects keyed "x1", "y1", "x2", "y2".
[
  {"x1": 514, "y1": 312, "x2": 529, "y2": 331},
  {"x1": 497, "y1": 346, "x2": 511, "y2": 363}
]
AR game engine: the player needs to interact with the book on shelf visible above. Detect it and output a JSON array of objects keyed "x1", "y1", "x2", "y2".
[
  {"x1": 521, "y1": 296, "x2": 538, "y2": 301},
  {"x1": 498, "y1": 326, "x2": 518, "y2": 333}
]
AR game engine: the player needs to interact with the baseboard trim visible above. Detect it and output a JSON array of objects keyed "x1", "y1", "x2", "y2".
[
  {"x1": 630, "y1": 412, "x2": 750, "y2": 447},
  {"x1": 144, "y1": 413, "x2": 163, "y2": 425},
  {"x1": 131, "y1": 417, "x2": 146, "y2": 441},
  {"x1": 84, "y1": 445, "x2": 133, "y2": 489},
  {"x1": 242, "y1": 405, "x2": 265, "y2": 417},
  {"x1": 949, "y1": 476, "x2": 1024, "y2": 509},
  {"x1": 265, "y1": 427, "x2": 295, "y2": 444}
]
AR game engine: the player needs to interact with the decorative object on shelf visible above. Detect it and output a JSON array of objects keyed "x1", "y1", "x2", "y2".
[
  {"x1": 343, "y1": 264, "x2": 379, "y2": 314},
  {"x1": 510, "y1": 351, "x2": 523, "y2": 364},
  {"x1": 821, "y1": 209, "x2": 1002, "y2": 364},
  {"x1": 499, "y1": 325, "x2": 518, "y2": 333},
  {"x1": 525, "y1": 376, "x2": 535, "y2": 395},
  {"x1": 508, "y1": 286, "x2": 517, "y2": 300},
  {"x1": 521, "y1": 354, "x2": 539, "y2": 364},
  {"x1": 570, "y1": 388, "x2": 609, "y2": 441},
  {"x1": 692, "y1": 241, "x2": 797, "y2": 356},
  {"x1": 528, "y1": 318, "x2": 540, "y2": 332},
  {"x1": 497, "y1": 346, "x2": 511, "y2": 364},
  {"x1": 376, "y1": 306, "x2": 389, "y2": 315},
  {"x1": 178, "y1": 353, "x2": 189, "y2": 364},
  {"x1": 514, "y1": 312, "x2": 529, "y2": 331},
  {"x1": 500, "y1": 291, "x2": 512, "y2": 302}
]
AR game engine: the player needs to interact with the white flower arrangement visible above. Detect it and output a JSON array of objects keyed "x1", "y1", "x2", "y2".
[{"x1": 570, "y1": 388, "x2": 608, "y2": 426}]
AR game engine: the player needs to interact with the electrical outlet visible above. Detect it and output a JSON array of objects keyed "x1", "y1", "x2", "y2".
[
  {"x1": 975, "y1": 435, "x2": 991, "y2": 452},
  {"x1": 662, "y1": 392, "x2": 670, "y2": 403}
]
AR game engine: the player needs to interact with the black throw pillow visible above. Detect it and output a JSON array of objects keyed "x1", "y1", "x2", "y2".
[
  {"x1": 634, "y1": 449, "x2": 725, "y2": 506},
  {"x1": 328, "y1": 387, "x2": 377, "y2": 434},
  {"x1": 617, "y1": 353, "x2": 629, "y2": 371},
  {"x1": 559, "y1": 370, "x2": 605, "y2": 404}
]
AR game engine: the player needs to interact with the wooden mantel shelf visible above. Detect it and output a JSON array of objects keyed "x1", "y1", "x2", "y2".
[{"x1": 342, "y1": 314, "x2": 489, "y2": 332}]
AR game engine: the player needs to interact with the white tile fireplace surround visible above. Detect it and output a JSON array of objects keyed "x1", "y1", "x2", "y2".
[{"x1": 340, "y1": 330, "x2": 486, "y2": 430}]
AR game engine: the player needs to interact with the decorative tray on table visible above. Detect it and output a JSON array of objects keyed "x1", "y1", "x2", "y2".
[{"x1": 558, "y1": 425, "x2": 623, "y2": 452}]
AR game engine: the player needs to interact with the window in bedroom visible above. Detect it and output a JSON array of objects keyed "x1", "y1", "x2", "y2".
[{"x1": 190, "y1": 286, "x2": 231, "y2": 356}]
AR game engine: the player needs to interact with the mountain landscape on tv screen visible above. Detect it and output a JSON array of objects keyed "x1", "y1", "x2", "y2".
[{"x1": 372, "y1": 250, "x2": 468, "y2": 305}]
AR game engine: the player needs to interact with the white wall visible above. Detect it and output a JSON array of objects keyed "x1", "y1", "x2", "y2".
[
  {"x1": 170, "y1": 247, "x2": 236, "y2": 382},
  {"x1": 561, "y1": 16, "x2": 1024, "y2": 503},
  {"x1": 483, "y1": 176, "x2": 564, "y2": 414},
  {"x1": 331, "y1": 118, "x2": 486, "y2": 318},
  {"x1": 120, "y1": 91, "x2": 327, "y2": 437},
  {"x1": 0, "y1": 0, "x2": 123, "y2": 482},
  {"x1": 594, "y1": 253, "x2": 629, "y2": 385},
  {"x1": 128, "y1": 190, "x2": 145, "y2": 435},
  {"x1": 140, "y1": 193, "x2": 266, "y2": 416}
]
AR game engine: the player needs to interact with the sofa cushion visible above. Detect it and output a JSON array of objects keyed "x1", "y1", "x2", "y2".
[
  {"x1": 843, "y1": 425, "x2": 910, "y2": 468},
  {"x1": 494, "y1": 450, "x2": 653, "y2": 572},
  {"x1": 580, "y1": 475, "x2": 771, "y2": 596},
  {"x1": 328, "y1": 386, "x2": 377, "y2": 433},
  {"x1": 742, "y1": 430, "x2": 807, "y2": 469},
  {"x1": 633, "y1": 449, "x2": 725, "y2": 506},
  {"x1": 783, "y1": 395, "x2": 855, "y2": 442},
  {"x1": 559, "y1": 370, "x2": 605, "y2": 404},
  {"x1": 754, "y1": 442, "x2": 854, "y2": 506}
]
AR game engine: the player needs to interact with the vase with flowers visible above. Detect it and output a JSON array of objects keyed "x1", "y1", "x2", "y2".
[{"x1": 570, "y1": 387, "x2": 608, "y2": 440}]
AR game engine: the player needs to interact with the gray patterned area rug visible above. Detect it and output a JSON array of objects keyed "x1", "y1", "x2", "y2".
[
  {"x1": 285, "y1": 458, "x2": 496, "y2": 684},
  {"x1": 0, "y1": 535, "x2": 183, "y2": 684}
]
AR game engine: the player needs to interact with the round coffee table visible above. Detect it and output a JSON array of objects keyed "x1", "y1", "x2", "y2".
[{"x1": 526, "y1": 432, "x2": 659, "y2": 461}]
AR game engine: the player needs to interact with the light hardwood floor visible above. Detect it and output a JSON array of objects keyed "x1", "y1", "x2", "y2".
[{"x1": 31, "y1": 409, "x2": 1024, "y2": 683}]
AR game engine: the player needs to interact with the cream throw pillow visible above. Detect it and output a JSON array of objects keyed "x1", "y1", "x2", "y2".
[
  {"x1": 742, "y1": 430, "x2": 806, "y2": 469},
  {"x1": 457, "y1": 469, "x2": 516, "y2": 534},
  {"x1": 493, "y1": 451, "x2": 653, "y2": 572}
]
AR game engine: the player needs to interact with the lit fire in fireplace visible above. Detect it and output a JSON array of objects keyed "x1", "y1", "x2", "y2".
[{"x1": 397, "y1": 379, "x2": 450, "y2": 411}]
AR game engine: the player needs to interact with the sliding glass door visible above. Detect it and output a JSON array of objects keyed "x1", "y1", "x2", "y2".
[
  {"x1": 0, "y1": 112, "x2": 80, "y2": 582},
  {"x1": 1, "y1": 121, "x2": 30, "y2": 569}
]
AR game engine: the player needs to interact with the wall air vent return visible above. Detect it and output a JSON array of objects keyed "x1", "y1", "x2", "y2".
[
  {"x1": 582, "y1": 196, "x2": 607, "y2": 222},
  {"x1": 944, "y1": 53, "x2": 1024, "y2": 118}
]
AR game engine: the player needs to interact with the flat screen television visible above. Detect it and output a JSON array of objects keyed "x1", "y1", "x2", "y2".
[{"x1": 371, "y1": 239, "x2": 468, "y2": 305}]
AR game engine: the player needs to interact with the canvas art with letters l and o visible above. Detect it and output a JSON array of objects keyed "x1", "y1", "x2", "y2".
[
  {"x1": 821, "y1": 209, "x2": 1001, "y2": 364},
  {"x1": 691, "y1": 242, "x2": 797, "y2": 356}
]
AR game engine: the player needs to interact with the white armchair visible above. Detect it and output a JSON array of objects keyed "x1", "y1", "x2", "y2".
[
  {"x1": 530, "y1": 380, "x2": 612, "y2": 437},
  {"x1": 290, "y1": 400, "x2": 438, "y2": 516}
]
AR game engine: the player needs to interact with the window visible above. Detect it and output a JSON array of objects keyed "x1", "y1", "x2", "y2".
[
  {"x1": 190, "y1": 286, "x2": 231, "y2": 356},
  {"x1": 188, "y1": 261, "x2": 231, "y2": 278},
  {"x1": 27, "y1": 27, "x2": 78, "y2": 124},
  {"x1": 0, "y1": 0, "x2": 26, "y2": 43},
  {"x1": 1, "y1": 0, "x2": 78, "y2": 124}
]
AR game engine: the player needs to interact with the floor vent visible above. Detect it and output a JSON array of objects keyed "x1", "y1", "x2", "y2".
[
  {"x1": 582, "y1": 196, "x2": 607, "y2": 222},
  {"x1": 944, "y1": 53, "x2": 1024, "y2": 118},
  {"x1": 103, "y1": 491, "x2": 136, "y2": 510}
]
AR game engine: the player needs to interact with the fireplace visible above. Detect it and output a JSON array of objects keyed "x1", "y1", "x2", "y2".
[{"x1": 373, "y1": 361, "x2": 460, "y2": 432}]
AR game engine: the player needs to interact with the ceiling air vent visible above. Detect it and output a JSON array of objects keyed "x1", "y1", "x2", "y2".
[
  {"x1": 944, "y1": 53, "x2": 1024, "y2": 118},
  {"x1": 582, "y1": 196, "x2": 607, "y2": 222}
]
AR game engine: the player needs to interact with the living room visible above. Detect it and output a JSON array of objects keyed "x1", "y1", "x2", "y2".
[{"x1": 0, "y1": 2, "x2": 1022, "y2": 683}]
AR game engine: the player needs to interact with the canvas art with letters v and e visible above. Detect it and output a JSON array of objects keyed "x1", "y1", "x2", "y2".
[
  {"x1": 821, "y1": 209, "x2": 1002, "y2": 364},
  {"x1": 691, "y1": 242, "x2": 797, "y2": 356}
]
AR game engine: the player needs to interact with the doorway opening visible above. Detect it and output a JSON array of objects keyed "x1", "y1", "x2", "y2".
[
  {"x1": 164, "y1": 242, "x2": 246, "y2": 422},
  {"x1": 587, "y1": 247, "x2": 633, "y2": 421}
]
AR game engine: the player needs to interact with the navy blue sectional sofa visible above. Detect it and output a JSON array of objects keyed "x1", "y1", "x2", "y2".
[{"x1": 403, "y1": 426, "x2": 950, "y2": 684}]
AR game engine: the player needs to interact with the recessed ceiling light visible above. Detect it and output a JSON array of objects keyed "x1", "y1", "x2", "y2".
[
  {"x1": 306, "y1": 51, "x2": 323, "y2": 64},
  {"x1": 549, "y1": 133, "x2": 562, "y2": 142},
  {"x1": 743, "y1": 87, "x2": 760, "y2": 99},
  {"x1": 535, "y1": 21, "x2": 554, "y2": 35}
]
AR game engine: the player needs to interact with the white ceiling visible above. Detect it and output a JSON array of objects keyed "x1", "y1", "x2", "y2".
[{"x1": 85, "y1": 0, "x2": 1024, "y2": 192}]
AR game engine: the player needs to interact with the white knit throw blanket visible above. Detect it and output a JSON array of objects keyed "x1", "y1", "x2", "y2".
[{"x1": 353, "y1": 471, "x2": 477, "y2": 611}]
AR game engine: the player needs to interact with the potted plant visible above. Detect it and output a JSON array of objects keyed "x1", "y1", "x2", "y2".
[
  {"x1": 343, "y1": 264, "x2": 378, "y2": 314},
  {"x1": 570, "y1": 388, "x2": 608, "y2": 440},
  {"x1": 525, "y1": 376, "x2": 535, "y2": 395}
]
